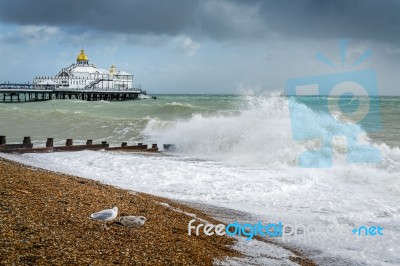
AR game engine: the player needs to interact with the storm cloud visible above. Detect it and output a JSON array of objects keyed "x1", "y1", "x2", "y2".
[
  {"x1": 259, "y1": 0, "x2": 400, "y2": 43},
  {"x1": 1, "y1": 0, "x2": 399, "y2": 95},
  {"x1": 0, "y1": 0, "x2": 198, "y2": 35},
  {"x1": 0, "y1": 0, "x2": 399, "y2": 44}
]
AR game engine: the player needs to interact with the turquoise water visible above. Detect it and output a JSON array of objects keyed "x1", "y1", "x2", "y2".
[
  {"x1": 0, "y1": 94, "x2": 398, "y2": 147},
  {"x1": 294, "y1": 96, "x2": 400, "y2": 147},
  {"x1": 0, "y1": 95, "x2": 240, "y2": 146}
]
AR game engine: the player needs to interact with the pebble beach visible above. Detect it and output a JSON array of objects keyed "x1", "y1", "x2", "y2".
[
  {"x1": 0, "y1": 157, "x2": 318, "y2": 265},
  {"x1": 0, "y1": 158, "x2": 239, "y2": 265}
]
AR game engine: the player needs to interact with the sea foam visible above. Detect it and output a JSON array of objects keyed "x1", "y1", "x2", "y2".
[{"x1": 1, "y1": 94, "x2": 399, "y2": 265}]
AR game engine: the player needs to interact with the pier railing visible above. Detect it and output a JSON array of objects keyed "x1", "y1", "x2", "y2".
[
  {"x1": 0, "y1": 88, "x2": 146, "y2": 103},
  {"x1": 84, "y1": 78, "x2": 102, "y2": 89},
  {"x1": 0, "y1": 83, "x2": 33, "y2": 89}
]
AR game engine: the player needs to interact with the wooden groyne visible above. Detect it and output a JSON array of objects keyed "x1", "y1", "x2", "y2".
[{"x1": 0, "y1": 136, "x2": 159, "y2": 154}]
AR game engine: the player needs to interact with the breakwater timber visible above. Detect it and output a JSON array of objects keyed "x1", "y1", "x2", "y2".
[{"x1": 0, "y1": 136, "x2": 159, "y2": 154}]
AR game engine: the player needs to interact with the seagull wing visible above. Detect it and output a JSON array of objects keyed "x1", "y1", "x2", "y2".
[
  {"x1": 120, "y1": 216, "x2": 143, "y2": 227},
  {"x1": 90, "y1": 208, "x2": 116, "y2": 220},
  {"x1": 91, "y1": 211, "x2": 113, "y2": 220}
]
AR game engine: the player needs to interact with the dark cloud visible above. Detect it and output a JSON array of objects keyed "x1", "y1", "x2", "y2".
[
  {"x1": 258, "y1": 0, "x2": 400, "y2": 43},
  {"x1": 0, "y1": 0, "x2": 399, "y2": 43},
  {"x1": 0, "y1": 0, "x2": 200, "y2": 35}
]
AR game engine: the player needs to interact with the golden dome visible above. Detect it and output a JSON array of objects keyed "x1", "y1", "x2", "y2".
[{"x1": 77, "y1": 49, "x2": 88, "y2": 62}]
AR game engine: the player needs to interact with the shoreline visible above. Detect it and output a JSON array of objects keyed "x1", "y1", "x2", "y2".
[{"x1": 0, "y1": 157, "x2": 316, "y2": 265}]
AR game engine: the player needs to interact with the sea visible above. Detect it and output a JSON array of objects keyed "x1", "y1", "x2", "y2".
[{"x1": 1, "y1": 93, "x2": 399, "y2": 265}]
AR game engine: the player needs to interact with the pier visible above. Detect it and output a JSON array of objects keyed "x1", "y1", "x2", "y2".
[
  {"x1": 0, "y1": 84, "x2": 145, "y2": 103},
  {"x1": 1, "y1": 49, "x2": 151, "y2": 103},
  {"x1": 0, "y1": 136, "x2": 159, "y2": 154}
]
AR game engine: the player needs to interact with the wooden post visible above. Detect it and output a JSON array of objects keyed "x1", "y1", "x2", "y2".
[
  {"x1": 101, "y1": 141, "x2": 107, "y2": 146},
  {"x1": 66, "y1": 139, "x2": 73, "y2": 146},
  {"x1": 46, "y1": 138, "x2": 53, "y2": 148},
  {"x1": 23, "y1": 137, "x2": 31, "y2": 144},
  {"x1": 152, "y1": 144, "x2": 158, "y2": 149},
  {"x1": 121, "y1": 142, "x2": 127, "y2": 147},
  {"x1": 46, "y1": 138, "x2": 54, "y2": 147},
  {"x1": 86, "y1": 139, "x2": 93, "y2": 145},
  {"x1": 0, "y1": 136, "x2": 6, "y2": 145}
]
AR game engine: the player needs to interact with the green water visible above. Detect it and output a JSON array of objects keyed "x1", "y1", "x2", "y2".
[{"x1": 0, "y1": 94, "x2": 399, "y2": 147}]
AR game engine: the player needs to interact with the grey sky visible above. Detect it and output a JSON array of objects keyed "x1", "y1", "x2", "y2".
[{"x1": 0, "y1": 0, "x2": 399, "y2": 95}]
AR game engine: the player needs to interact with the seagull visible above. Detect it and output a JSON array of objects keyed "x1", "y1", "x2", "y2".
[
  {"x1": 116, "y1": 216, "x2": 147, "y2": 229},
  {"x1": 90, "y1": 206, "x2": 118, "y2": 229}
]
